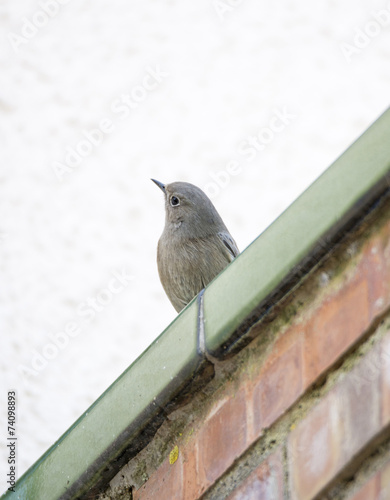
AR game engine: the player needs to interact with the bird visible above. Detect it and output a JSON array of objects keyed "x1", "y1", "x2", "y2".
[{"x1": 152, "y1": 179, "x2": 239, "y2": 312}]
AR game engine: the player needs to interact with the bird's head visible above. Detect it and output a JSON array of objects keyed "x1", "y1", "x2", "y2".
[{"x1": 152, "y1": 179, "x2": 224, "y2": 237}]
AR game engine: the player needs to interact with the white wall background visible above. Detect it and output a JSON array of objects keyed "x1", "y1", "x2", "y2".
[{"x1": 1, "y1": 0, "x2": 389, "y2": 490}]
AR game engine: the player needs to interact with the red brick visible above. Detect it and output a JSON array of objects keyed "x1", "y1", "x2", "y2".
[
  {"x1": 197, "y1": 391, "x2": 247, "y2": 489},
  {"x1": 347, "y1": 475, "x2": 379, "y2": 500},
  {"x1": 356, "y1": 219, "x2": 390, "y2": 320},
  {"x1": 380, "y1": 219, "x2": 390, "y2": 311},
  {"x1": 252, "y1": 325, "x2": 303, "y2": 435},
  {"x1": 227, "y1": 448, "x2": 284, "y2": 500},
  {"x1": 303, "y1": 276, "x2": 370, "y2": 385},
  {"x1": 290, "y1": 341, "x2": 384, "y2": 500},
  {"x1": 359, "y1": 234, "x2": 389, "y2": 320},
  {"x1": 381, "y1": 333, "x2": 390, "y2": 426},
  {"x1": 182, "y1": 440, "x2": 201, "y2": 500},
  {"x1": 133, "y1": 449, "x2": 183, "y2": 500},
  {"x1": 288, "y1": 391, "x2": 342, "y2": 500},
  {"x1": 380, "y1": 460, "x2": 390, "y2": 499},
  {"x1": 347, "y1": 456, "x2": 390, "y2": 500},
  {"x1": 337, "y1": 345, "x2": 381, "y2": 463}
]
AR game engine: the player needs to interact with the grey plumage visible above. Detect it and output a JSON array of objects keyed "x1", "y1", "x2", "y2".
[{"x1": 152, "y1": 179, "x2": 239, "y2": 312}]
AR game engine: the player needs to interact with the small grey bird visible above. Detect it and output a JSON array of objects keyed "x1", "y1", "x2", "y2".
[{"x1": 152, "y1": 179, "x2": 239, "y2": 312}]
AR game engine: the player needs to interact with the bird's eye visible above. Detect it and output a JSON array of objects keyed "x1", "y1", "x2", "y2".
[{"x1": 170, "y1": 196, "x2": 180, "y2": 207}]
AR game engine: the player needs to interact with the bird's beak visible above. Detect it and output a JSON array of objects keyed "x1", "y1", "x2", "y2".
[{"x1": 151, "y1": 179, "x2": 166, "y2": 193}]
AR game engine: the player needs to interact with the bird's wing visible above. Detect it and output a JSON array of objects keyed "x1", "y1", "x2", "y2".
[{"x1": 217, "y1": 231, "x2": 240, "y2": 261}]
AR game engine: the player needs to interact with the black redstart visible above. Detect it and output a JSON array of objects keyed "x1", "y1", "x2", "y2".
[{"x1": 152, "y1": 179, "x2": 239, "y2": 312}]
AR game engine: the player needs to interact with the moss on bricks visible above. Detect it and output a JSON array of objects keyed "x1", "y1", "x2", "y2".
[{"x1": 98, "y1": 484, "x2": 133, "y2": 500}]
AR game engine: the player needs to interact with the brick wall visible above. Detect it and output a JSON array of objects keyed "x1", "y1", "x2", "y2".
[{"x1": 100, "y1": 199, "x2": 390, "y2": 500}]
